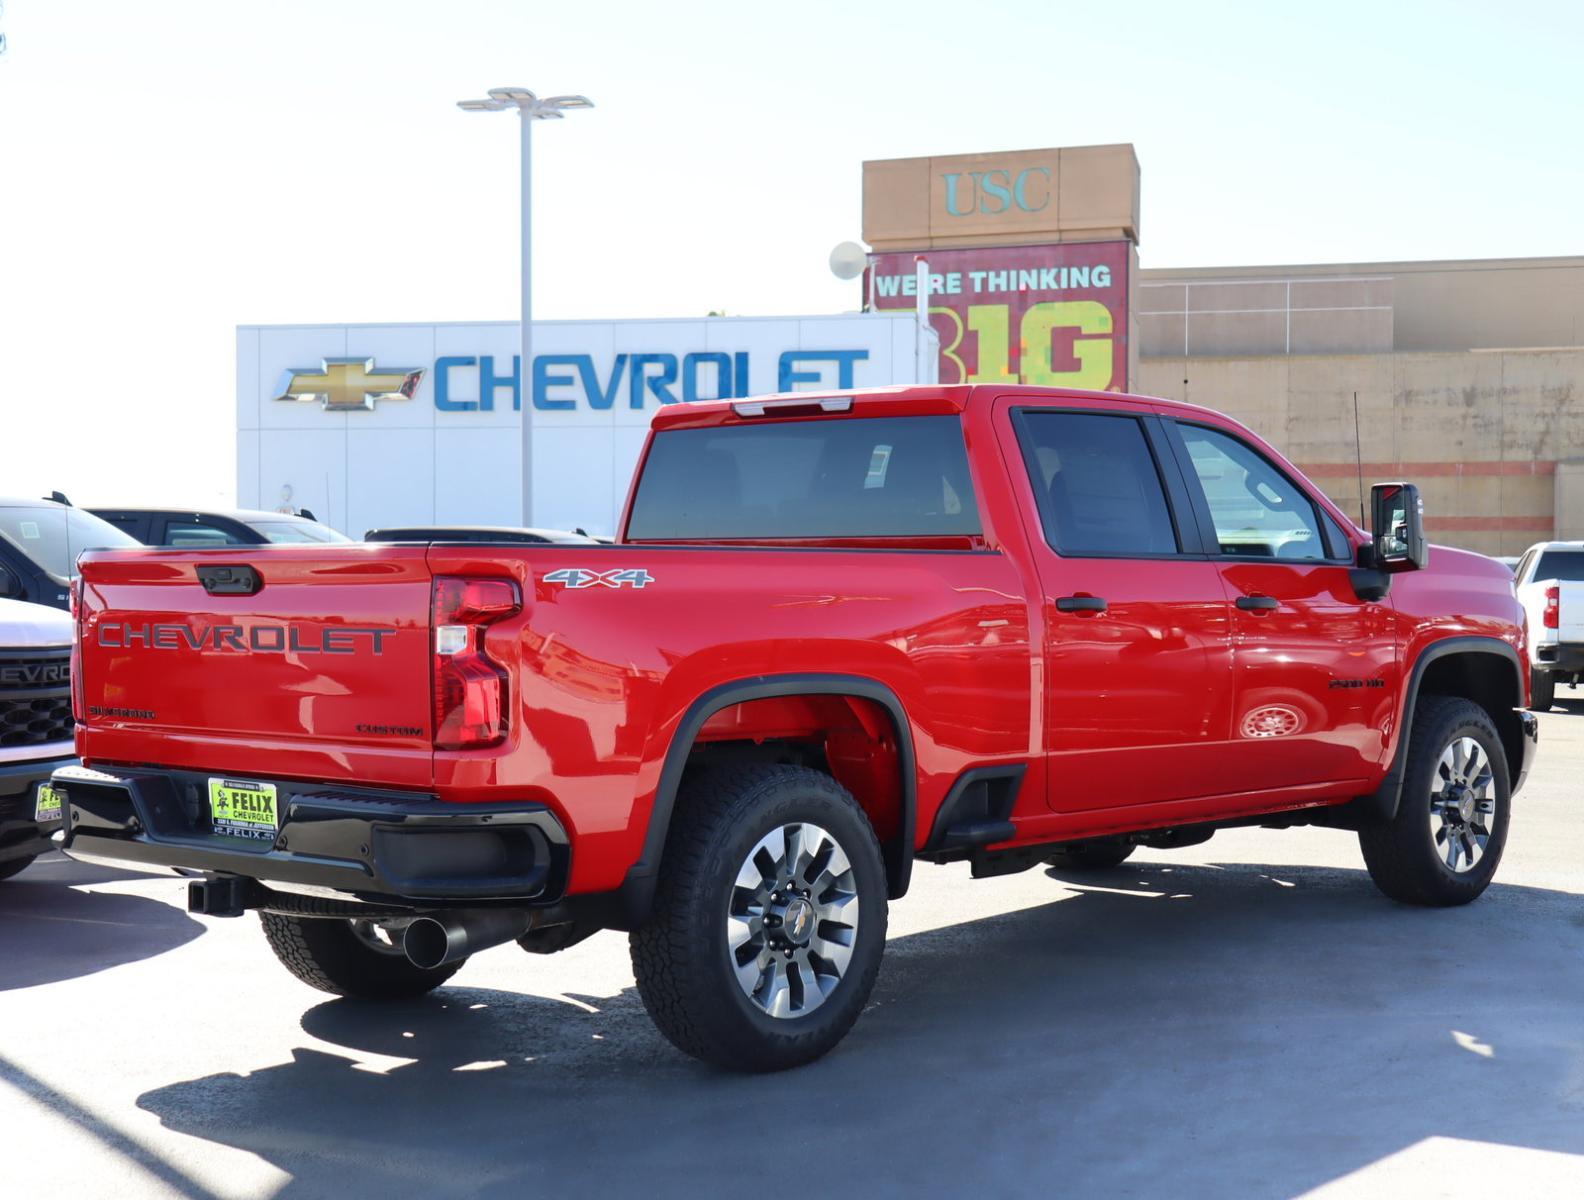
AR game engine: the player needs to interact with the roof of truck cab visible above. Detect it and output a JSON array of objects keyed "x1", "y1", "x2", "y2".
[{"x1": 647, "y1": 384, "x2": 1219, "y2": 431}]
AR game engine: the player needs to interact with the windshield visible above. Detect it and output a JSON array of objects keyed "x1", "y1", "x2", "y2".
[
  {"x1": 248, "y1": 521, "x2": 352, "y2": 544},
  {"x1": 1534, "y1": 550, "x2": 1584, "y2": 582},
  {"x1": 0, "y1": 505, "x2": 141, "y2": 580}
]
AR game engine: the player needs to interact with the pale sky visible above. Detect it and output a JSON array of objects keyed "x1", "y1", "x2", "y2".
[{"x1": 2, "y1": 0, "x2": 1581, "y2": 508}]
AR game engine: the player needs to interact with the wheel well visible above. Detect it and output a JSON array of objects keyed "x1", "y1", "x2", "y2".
[
  {"x1": 683, "y1": 693, "x2": 908, "y2": 894},
  {"x1": 1417, "y1": 650, "x2": 1526, "y2": 784}
]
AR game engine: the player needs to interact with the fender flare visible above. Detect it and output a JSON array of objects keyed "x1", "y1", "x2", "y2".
[
  {"x1": 612, "y1": 674, "x2": 918, "y2": 926},
  {"x1": 1358, "y1": 635, "x2": 1524, "y2": 823}
]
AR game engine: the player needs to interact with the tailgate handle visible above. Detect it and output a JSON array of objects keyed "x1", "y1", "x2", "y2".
[{"x1": 196, "y1": 564, "x2": 263, "y2": 596}]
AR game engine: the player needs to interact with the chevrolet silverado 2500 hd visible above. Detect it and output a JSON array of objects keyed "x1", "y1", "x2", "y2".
[{"x1": 55, "y1": 385, "x2": 1537, "y2": 1071}]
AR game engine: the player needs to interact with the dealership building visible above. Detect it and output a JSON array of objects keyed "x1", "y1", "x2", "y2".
[{"x1": 240, "y1": 143, "x2": 1584, "y2": 554}]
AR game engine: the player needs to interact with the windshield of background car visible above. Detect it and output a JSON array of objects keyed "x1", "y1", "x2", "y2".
[
  {"x1": 1534, "y1": 550, "x2": 1584, "y2": 582},
  {"x1": 626, "y1": 415, "x2": 981, "y2": 540},
  {"x1": 248, "y1": 521, "x2": 352, "y2": 544},
  {"x1": 0, "y1": 506, "x2": 141, "y2": 580}
]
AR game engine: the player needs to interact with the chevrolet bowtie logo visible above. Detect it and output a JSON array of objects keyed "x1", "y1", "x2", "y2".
[{"x1": 273, "y1": 358, "x2": 425, "y2": 412}]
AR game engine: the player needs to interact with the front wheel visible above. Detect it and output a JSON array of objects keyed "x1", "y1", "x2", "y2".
[
  {"x1": 1359, "y1": 696, "x2": 1510, "y2": 906},
  {"x1": 1530, "y1": 668, "x2": 1556, "y2": 712},
  {"x1": 260, "y1": 913, "x2": 463, "y2": 999},
  {"x1": 630, "y1": 764, "x2": 888, "y2": 1072}
]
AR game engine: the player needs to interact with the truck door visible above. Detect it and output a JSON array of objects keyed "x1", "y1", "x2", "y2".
[
  {"x1": 1002, "y1": 403, "x2": 1236, "y2": 813},
  {"x1": 1163, "y1": 418, "x2": 1397, "y2": 793}
]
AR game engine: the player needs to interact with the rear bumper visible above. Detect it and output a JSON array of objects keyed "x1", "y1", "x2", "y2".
[
  {"x1": 52, "y1": 764, "x2": 569, "y2": 905},
  {"x1": 0, "y1": 752, "x2": 73, "y2": 864},
  {"x1": 1531, "y1": 643, "x2": 1584, "y2": 674}
]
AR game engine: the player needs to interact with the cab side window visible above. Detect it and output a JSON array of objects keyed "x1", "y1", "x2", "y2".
[
  {"x1": 1017, "y1": 412, "x2": 1180, "y2": 556},
  {"x1": 1178, "y1": 425, "x2": 1328, "y2": 561}
]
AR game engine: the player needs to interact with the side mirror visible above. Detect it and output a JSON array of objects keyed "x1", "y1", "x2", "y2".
[
  {"x1": 0, "y1": 566, "x2": 20, "y2": 598},
  {"x1": 1371, "y1": 482, "x2": 1428, "y2": 572}
]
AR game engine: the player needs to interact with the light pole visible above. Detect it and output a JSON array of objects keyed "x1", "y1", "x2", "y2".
[{"x1": 457, "y1": 87, "x2": 593, "y2": 527}]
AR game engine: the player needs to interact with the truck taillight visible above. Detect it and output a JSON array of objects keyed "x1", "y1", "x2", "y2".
[
  {"x1": 432, "y1": 577, "x2": 520, "y2": 750},
  {"x1": 69, "y1": 579, "x2": 83, "y2": 724},
  {"x1": 1545, "y1": 585, "x2": 1560, "y2": 629}
]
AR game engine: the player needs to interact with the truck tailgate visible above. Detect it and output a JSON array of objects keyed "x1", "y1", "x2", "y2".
[
  {"x1": 1558, "y1": 581, "x2": 1584, "y2": 645},
  {"x1": 77, "y1": 546, "x2": 434, "y2": 789}
]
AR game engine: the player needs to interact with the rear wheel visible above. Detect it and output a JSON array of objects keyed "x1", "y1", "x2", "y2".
[
  {"x1": 1530, "y1": 668, "x2": 1556, "y2": 711},
  {"x1": 1047, "y1": 840, "x2": 1135, "y2": 870},
  {"x1": 1359, "y1": 696, "x2": 1510, "y2": 906},
  {"x1": 260, "y1": 913, "x2": 463, "y2": 999},
  {"x1": 0, "y1": 855, "x2": 37, "y2": 882},
  {"x1": 630, "y1": 764, "x2": 888, "y2": 1072}
]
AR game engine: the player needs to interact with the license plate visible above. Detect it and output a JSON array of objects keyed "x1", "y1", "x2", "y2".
[
  {"x1": 34, "y1": 783, "x2": 63, "y2": 823},
  {"x1": 207, "y1": 777, "x2": 279, "y2": 841}
]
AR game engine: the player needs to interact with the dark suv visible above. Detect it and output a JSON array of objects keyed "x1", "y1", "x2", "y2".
[
  {"x1": 0, "y1": 497, "x2": 142, "y2": 610},
  {"x1": 90, "y1": 507, "x2": 352, "y2": 548}
]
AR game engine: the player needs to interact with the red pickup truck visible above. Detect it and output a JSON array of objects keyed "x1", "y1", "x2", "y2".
[{"x1": 57, "y1": 385, "x2": 1536, "y2": 1071}]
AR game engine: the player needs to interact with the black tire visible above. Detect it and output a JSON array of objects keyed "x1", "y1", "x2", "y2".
[
  {"x1": 1047, "y1": 840, "x2": 1135, "y2": 870},
  {"x1": 630, "y1": 764, "x2": 888, "y2": 1072},
  {"x1": 0, "y1": 855, "x2": 37, "y2": 882},
  {"x1": 1359, "y1": 695, "x2": 1511, "y2": 906},
  {"x1": 260, "y1": 913, "x2": 463, "y2": 999},
  {"x1": 1530, "y1": 668, "x2": 1556, "y2": 712}
]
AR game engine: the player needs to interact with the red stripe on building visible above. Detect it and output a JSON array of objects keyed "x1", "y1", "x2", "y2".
[
  {"x1": 1298, "y1": 461, "x2": 1556, "y2": 478},
  {"x1": 1424, "y1": 516, "x2": 1553, "y2": 532}
]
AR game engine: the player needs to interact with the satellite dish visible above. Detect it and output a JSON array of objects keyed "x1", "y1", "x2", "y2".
[{"x1": 829, "y1": 241, "x2": 868, "y2": 281}]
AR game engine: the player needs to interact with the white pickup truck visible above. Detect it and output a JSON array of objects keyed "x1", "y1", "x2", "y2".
[
  {"x1": 1514, "y1": 541, "x2": 1584, "y2": 710},
  {"x1": 0, "y1": 597, "x2": 74, "y2": 879}
]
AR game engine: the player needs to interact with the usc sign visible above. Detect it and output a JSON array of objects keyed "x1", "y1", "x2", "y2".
[
  {"x1": 941, "y1": 167, "x2": 1052, "y2": 217},
  {"x1": 868, "y1": 242, "x2": 1129, "y2": 391}
]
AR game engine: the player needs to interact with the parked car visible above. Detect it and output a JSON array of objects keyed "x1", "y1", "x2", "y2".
[
  {"x1": 89, "y1": 507, "x2": 352, "y2": 547},
  {"x1": 0, "y1": 597, "x2": 74, "y2": 880},
  {"x1": 0, "y1": 496, "x2": 143, "y2": 610},
  {"x1": 363, "y1": 525, "x2": 600, "y2": 545},
  {"x1": 1513, "y1": 541, "x2": 1584, "y2": 709},
  {"x1": 54, "y1": 384, "x2": 1535, "y2": 1071}
]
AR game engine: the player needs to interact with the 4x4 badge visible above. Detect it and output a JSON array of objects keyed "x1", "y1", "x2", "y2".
[{"x1": 544, "y1": 568, "x2": 655, "y2": 590}]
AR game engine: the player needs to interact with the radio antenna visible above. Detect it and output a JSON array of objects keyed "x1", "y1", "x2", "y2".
[{"x1": 1352, "y1": 390, "x2": 1366, "y2": 527}]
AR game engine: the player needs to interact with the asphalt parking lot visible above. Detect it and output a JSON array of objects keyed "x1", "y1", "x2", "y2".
[{"x1": 5, "y1": 702, "x2": 1584, "y2": 1200}]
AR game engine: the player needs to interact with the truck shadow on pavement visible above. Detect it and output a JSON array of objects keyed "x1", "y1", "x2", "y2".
[
  {"x1": 134, "y1": 860, "x2": 1584, "y2": 1199},
  {"x1": 0, "y1": 856, "x2": 203, "y2": 991}
]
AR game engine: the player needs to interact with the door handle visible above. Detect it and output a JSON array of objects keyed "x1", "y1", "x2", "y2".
[
  {"x1": 1235, "y1": 594, "x2": 1279, "y2": 611},
  {"x1": 1056, "y1": 595, "x2": 1108, "y2": 614}
]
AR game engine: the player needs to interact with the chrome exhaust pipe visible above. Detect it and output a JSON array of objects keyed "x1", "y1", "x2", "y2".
[{"x1": 403, "y1": 909, "x2": 534, "y2": 970}]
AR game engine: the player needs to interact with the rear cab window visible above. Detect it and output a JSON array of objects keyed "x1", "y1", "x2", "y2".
[
  {"x1": 1534, "y1": 550, "x2": 1584, "y2": 581},
  {"x1": 626, "y1": 415, "x2": 982, "y2": 544}
]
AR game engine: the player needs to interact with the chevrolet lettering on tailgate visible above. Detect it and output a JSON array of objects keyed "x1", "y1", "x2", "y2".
[{"x1": 97, "y1": 623, "x2": 395, "y2": 654}]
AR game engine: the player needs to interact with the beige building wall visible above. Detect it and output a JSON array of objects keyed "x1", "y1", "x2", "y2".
[
  {"x1": 1137, "y1": 349, "x2": 1584, "y2": 558},
  {"x1": 1138, "y1": 256, "x2": 1584, "y2": 557}
]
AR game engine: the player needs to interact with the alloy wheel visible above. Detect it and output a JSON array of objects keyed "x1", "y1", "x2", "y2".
[
  {"x1": 1429, "y1": 735, "x2": 1497, "y2": 873},
  {"x1": 726, "y1": 822, "x2": 860, "y2": 1019}
]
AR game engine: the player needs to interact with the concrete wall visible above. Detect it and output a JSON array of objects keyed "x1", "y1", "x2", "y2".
[
  {"x1": 1140, "y1": 256, "x2": 1584, "y2": 353},
  {"x1": 1137, "y1": 349, "x2": 1584, "y2": 558}
]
